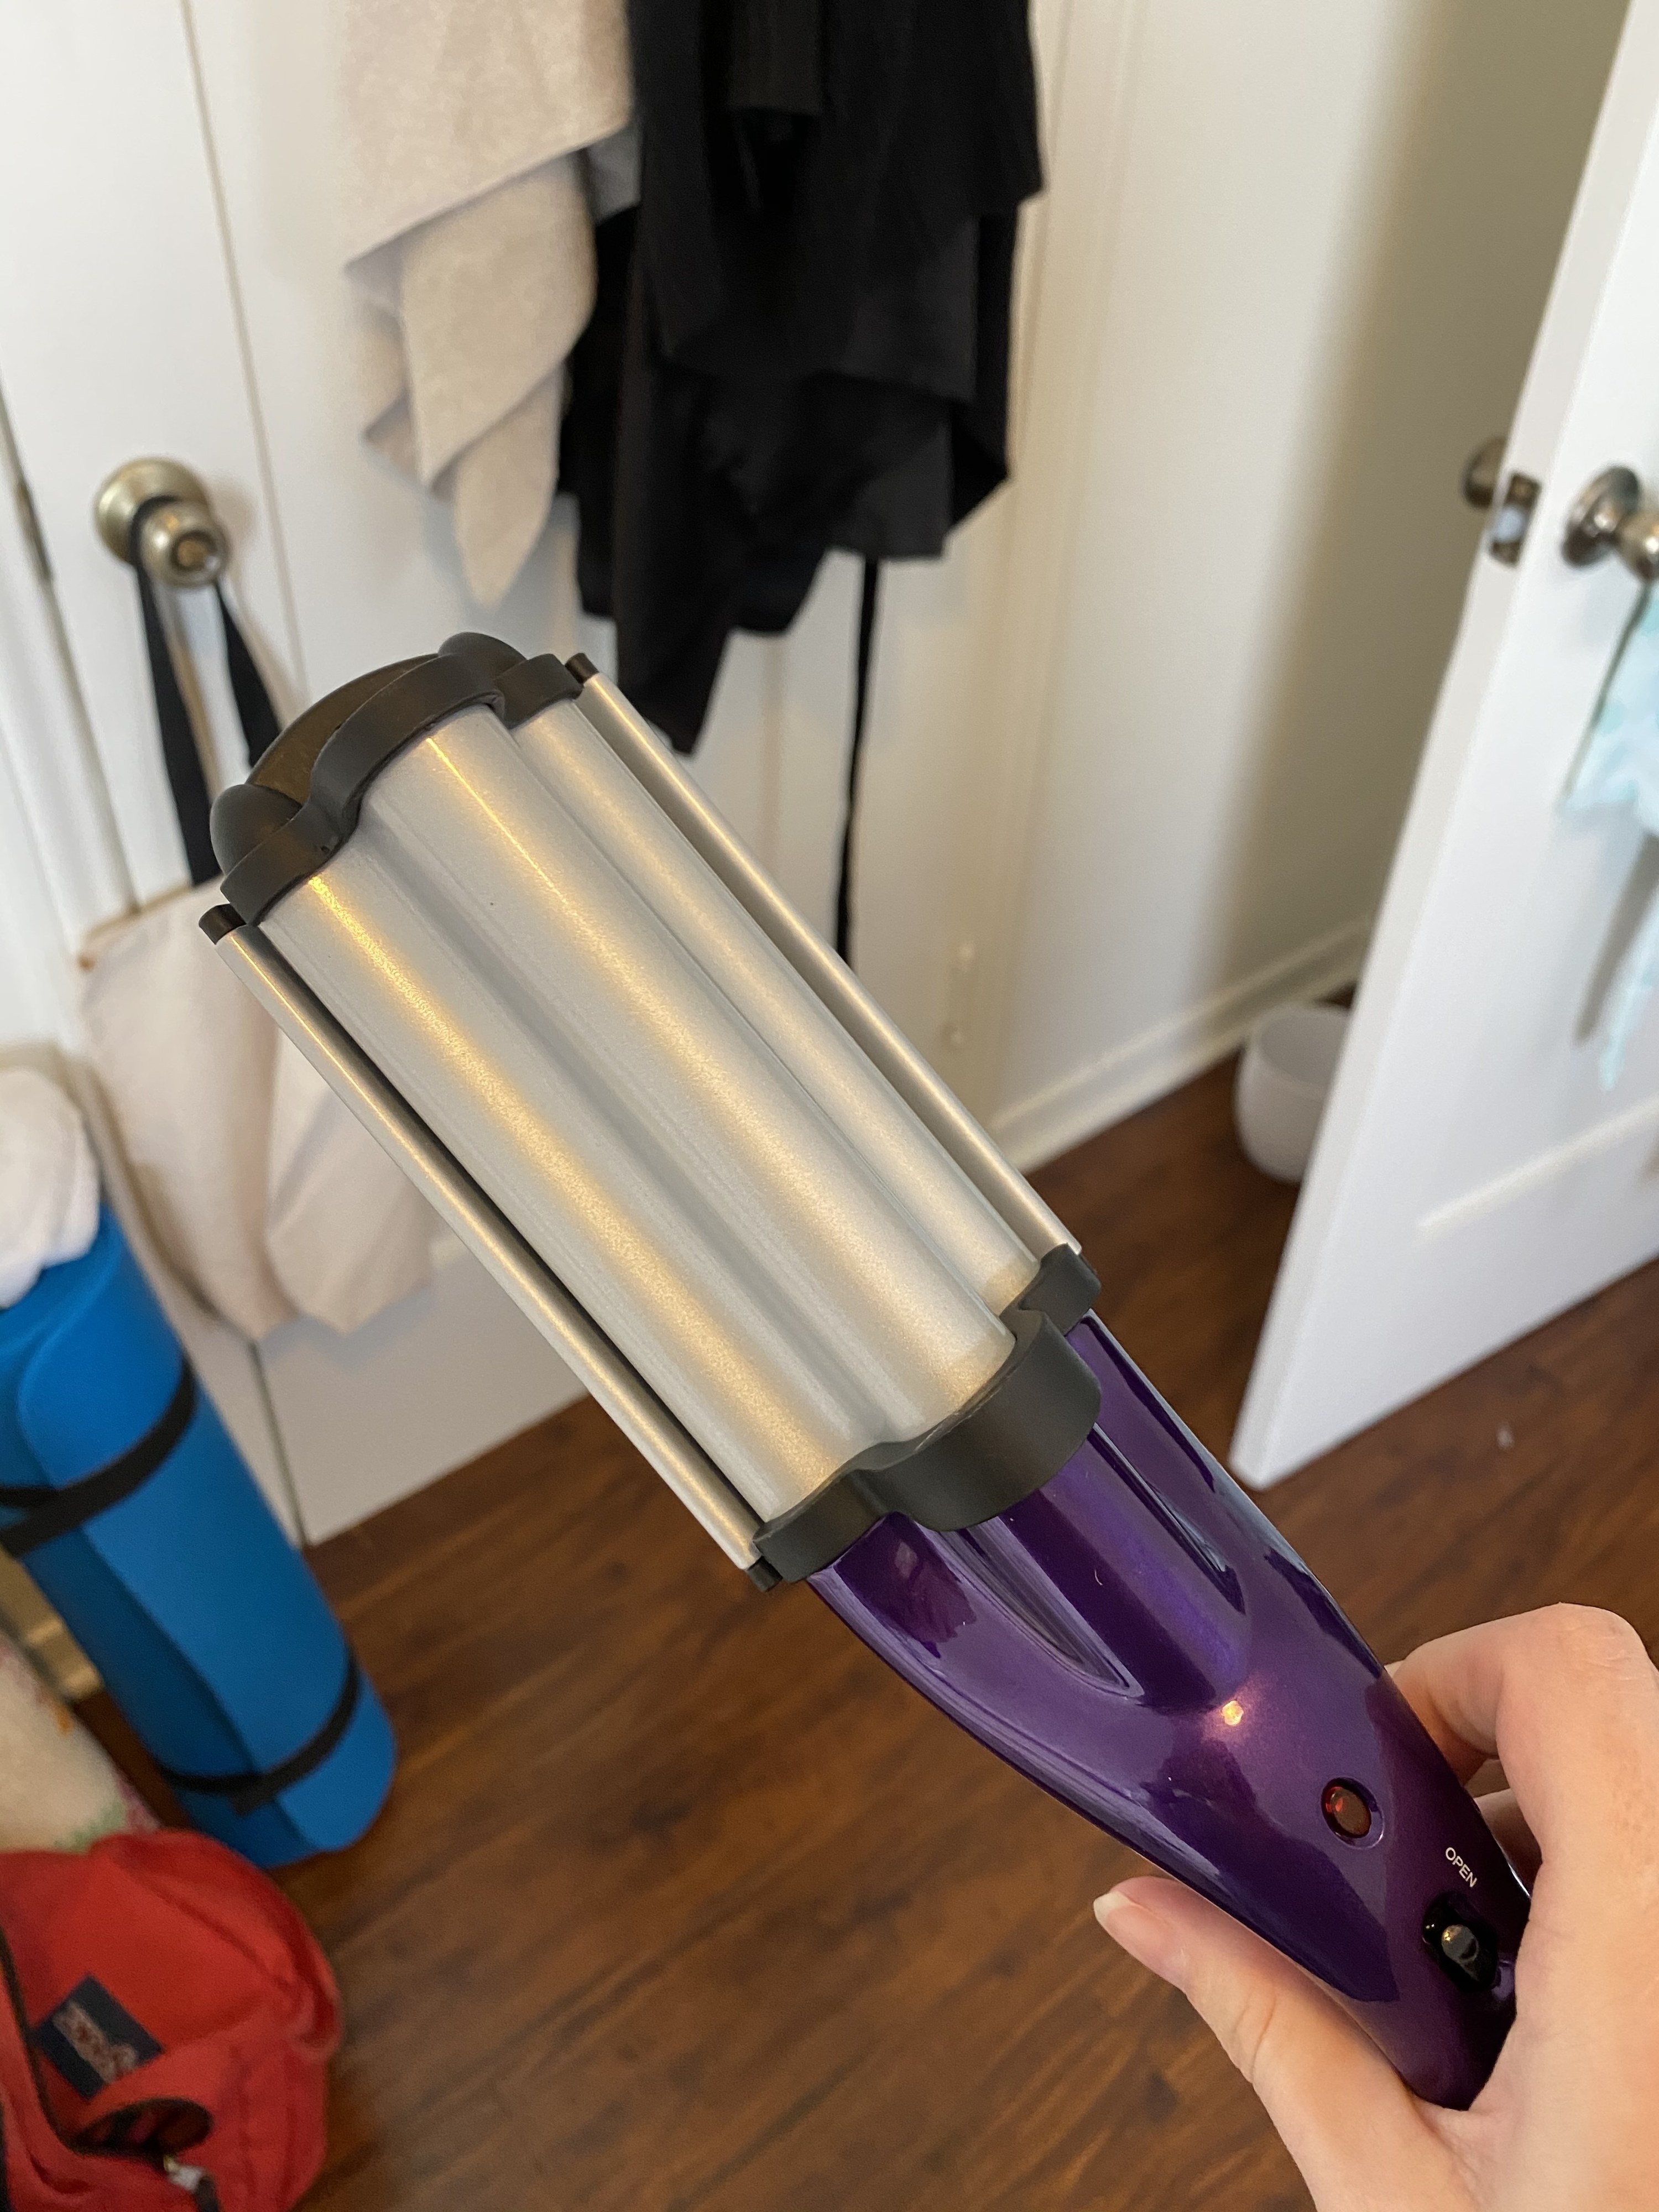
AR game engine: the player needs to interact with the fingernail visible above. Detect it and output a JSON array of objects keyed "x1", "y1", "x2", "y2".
[{"x1": 1093, "y1": 1889, "x2": 1182, "y2": 1983}]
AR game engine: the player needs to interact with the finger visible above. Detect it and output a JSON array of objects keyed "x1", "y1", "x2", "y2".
[
  {"x1": 1386, "y1": 1655, "x2": 1488, "y2": 1784},
  {"x1": 1391, "y1": 1608, "x2": 1659, "y2": 1880},
  {"x1": 1476, "y1": 1787, "x2": 1541, "y2": 1888},
  {"x1": 1096, "y1": 1879, "x2": 1454, "y2": 2209}
]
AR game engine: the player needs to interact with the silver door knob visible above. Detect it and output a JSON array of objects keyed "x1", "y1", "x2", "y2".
[
  {"x1": 1461, "y1": 435, "x2": 1506, "y2": 511},
  {"x1": 94, "y1": 457, "x2": 228, "y2": 589},
  {"x1": 1562, "y1": 465, "x2": 1659, "y2": 584}
]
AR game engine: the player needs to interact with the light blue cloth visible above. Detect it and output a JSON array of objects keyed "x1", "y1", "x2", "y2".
[{"x1": 1564, "y1": 589, "x2": 1659, "y2": 1086}]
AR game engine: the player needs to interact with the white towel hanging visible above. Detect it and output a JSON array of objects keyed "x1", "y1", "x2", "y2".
[{"x1": 341, "y1": 0, "x2": 634, "y2": 603}]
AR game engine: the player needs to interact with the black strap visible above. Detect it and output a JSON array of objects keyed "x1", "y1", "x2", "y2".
[
  {"x1": 132, "y1": 522, "x2": 217, "y2": 885},
  {"x1": 128, "y1": 502, "x2": 280, "y2": 882},
  {"x1": 158, "y1": 1653, "x2": 363, "y2": 1818},
  {"x1": 0, "y1": 1364, "x2": 196, "y2": 1561},
  {"x1": 834, "y1": 557, "x2": 882, "y2": 966},
  {"x1": 216, "y1": 583, "x2": 280, "y2": 764}
]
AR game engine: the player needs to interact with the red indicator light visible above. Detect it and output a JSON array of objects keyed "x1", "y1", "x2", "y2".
[{"x1": 1322, "y1": 1780, "x2": 1373, "y2": 1840}]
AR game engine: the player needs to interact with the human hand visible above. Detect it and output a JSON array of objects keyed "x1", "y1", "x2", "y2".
[{"x1": 1093, "y1": 1606, "x2": 1659, "y2": 2209}]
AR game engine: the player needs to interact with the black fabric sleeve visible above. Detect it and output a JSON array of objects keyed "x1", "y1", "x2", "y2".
[{"x1": 728, "y1": 0, "x2": 823, "y2": 114}]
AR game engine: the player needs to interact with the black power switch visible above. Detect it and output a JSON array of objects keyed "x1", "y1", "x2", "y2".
[{"x1": 1422, "y1": 1893, "x2": 1499, "y2": 1994}]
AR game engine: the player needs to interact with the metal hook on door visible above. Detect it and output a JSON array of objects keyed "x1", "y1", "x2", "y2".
[{"x1": 1562, "y1": 465, "x2": 1659, "y2": 583}]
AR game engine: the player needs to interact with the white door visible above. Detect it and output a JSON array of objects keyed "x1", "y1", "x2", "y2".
[
  {"x1": 1235, "y1": 0, "x2": 1659, "y2": 1483},
  {"x1": 0, "y1": 2, "x2": 582, "y2": 1539}
]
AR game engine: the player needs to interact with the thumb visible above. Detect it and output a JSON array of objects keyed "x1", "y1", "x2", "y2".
[{"x1": 1094, "y1": 1878, "x2": 1458, "y2": 2211}]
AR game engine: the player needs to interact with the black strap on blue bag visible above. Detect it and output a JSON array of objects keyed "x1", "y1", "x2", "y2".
[
  {"x1": 156, "y1": 1654, "x2": 364, "y2": 1818},
  {"x1": 0, "y1": 1363, "x2": 197, "y2": 1561},
  {"x1": 128, "y1": 500, "x2": 280, "y2": 885},
  {"x1": 0, "y1": 1347, "x2": 363, "y2": 1819}
]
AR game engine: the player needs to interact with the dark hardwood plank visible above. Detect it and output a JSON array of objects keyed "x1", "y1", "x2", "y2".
[
  {"x1": 75, "y1": 1688, "x2": 186, "y2": 1828},
  {"x1": 281, "y1": 1056, "x2": 1658, "y2": 2211}
]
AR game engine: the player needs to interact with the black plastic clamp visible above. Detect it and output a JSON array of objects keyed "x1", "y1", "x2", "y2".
[{"x1": 753, "y1": 1264, "x2": 1102, "y2": 1584}]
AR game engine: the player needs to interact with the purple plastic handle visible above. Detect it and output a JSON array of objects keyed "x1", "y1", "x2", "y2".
[{"x1": 812, "y1": 1314, "x2": 1527, "y2": 2109}]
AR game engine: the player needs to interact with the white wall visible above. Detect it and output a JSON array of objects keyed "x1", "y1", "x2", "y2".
[{"x1": 974, "y1": 0, "x2": 1629, "y2": 1166}]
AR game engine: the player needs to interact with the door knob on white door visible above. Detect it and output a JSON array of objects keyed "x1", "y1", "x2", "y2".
[
  {"x1": 1563, "y1": 464, "x2": 1659, "y2": 583},
  {"x1": 93, "y1": 457, "x2": 228, "y2": 588}
]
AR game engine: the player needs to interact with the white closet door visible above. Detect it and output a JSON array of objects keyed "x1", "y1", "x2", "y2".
[{"x1": 1236, "y1": 0, "x2": 1659, "y2": 1483}]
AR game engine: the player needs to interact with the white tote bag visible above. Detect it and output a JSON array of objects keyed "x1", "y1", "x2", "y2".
[{"x1": 81, "y1": 885, "x2": 431, "y2": 1340}]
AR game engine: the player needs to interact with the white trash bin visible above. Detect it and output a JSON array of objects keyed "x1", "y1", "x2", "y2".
[{"x1": 1233, "y1": 1002, "x2": 1350, "y2": 1183}]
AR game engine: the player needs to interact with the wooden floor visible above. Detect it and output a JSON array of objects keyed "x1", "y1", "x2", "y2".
[{"x1": 280, "y1": 1057, "x2": 1659, "y2": 2212}]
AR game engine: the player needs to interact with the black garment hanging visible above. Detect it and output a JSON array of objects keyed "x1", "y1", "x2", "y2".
[
  {"x1": 127, "y1": 499, "x2": 280, "y2": 886},
  {"x1": 561, "y1": 0, "x2": 1041, "y2": 748},
  {"x1": 559, "y1": 0, "x2": 1040, "y2": 965}
]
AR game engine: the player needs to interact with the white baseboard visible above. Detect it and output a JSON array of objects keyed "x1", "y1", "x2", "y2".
[{"x1": 990, "y1": 917, "x2": 1372, "y2": 1172}]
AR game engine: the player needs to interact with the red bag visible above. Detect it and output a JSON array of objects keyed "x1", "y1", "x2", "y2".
[{"x1": 0, "y1": 1829, "x2": 339, "y2": 2210}]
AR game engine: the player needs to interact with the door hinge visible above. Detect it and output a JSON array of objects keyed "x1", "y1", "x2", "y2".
[{"x1": 12, "y1": 471, "x2": 53, "y2": 583}]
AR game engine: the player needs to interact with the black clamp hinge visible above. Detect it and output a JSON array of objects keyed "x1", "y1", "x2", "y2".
[{"x1": 753, "y1": 1248, "x2": 1102, "y2": 1584}]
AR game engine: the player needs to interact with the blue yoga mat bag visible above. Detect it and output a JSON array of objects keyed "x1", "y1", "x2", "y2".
[{"x1": 0, "y1": 1209, "x2": 394, "y2": 1866}]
